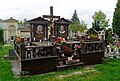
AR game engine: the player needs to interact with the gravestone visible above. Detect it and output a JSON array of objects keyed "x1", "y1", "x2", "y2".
[
  {"x1": 8, "y1": 49, "x2": 17, "y2": 59},
  {"x1": 28, "y1": 17, "x2": 49, "y2": 42},
  {"x1": 55, "y1": 18, "x2": 70, "y2": 39},
  {"x1": 28, "y1": 6, "x2": 70, "y2": 41}
]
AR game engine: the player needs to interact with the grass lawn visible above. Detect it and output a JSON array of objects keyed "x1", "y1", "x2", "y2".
[
  {"x1": 0, "y1": 43, "x2": 13, "y2": 58},
  {"x1": 1, "y1": 44, "x2": 120, "y2": 81}
]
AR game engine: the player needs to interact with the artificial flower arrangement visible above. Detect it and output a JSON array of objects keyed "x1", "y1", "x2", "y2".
[
  {"x1": 56, "y1": 37, "x2": 73, "y2": 57},
  {"x1": 74, "y1": 45, "x2": 81, "y2": 50},
  {"x1": 56, "y1": 37, "x2": 63, "y2": 44},
  {"x1": 56, "y1": 37, "x2": 81, "y2": 65},
  {"x1": 56, "y1": 37, "x2": 81, "y2": 57},
  {"x1": 56, "y1": 37, "x2": 66, "y2": 45}
]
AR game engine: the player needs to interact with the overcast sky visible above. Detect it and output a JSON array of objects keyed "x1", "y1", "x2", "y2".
[{"x1": 0, "y1": 0, "x2": 117, "y2": 27}]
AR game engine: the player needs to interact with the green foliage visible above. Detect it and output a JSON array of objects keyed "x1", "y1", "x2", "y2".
[
  {"x1": 102, "y1": 57, "x2": 116, "y2": 64},
  {"x1": 69, "y1": 23, "x2": 79, "y2": 32},
  {"x1": 18, "y1": 21, "x2": 24, "y2": 25},
  {"x1": 79, "y1": 20, "x2": 87, "y2": 32},
  {"x1": 87, "y1": 28, "x2": 98, "y2": 38},
  {"x1": 112, "y1": 0, "x2": 120, "y2": 36},
  {"x1": 0, "y1": 44, "x2": 13, "y2": 57},
  {"x1": 106, "y1": 35, "x2": 114, "y2": 43},
  {"x1": 69, "y1": 22, "x2": 87, "y2": 33},
  {"x1": 92, "y1": 10, "x2": 109, "y2": 29},
  {"x1": 70, "y1": 10, "x2": 87, "y2": 33},
  {"x1": 18, "y1": 19, "x2": 29, "y2": 26},
  {"x1": 105, "y1": 28, "x2": 114, "y2": 43}
]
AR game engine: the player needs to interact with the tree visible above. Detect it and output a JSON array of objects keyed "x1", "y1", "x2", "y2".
[
  {"x1": 112, "y1": 0, "x2": 120, "y2": 36},
  {"x1": 69, "y1": 20, "x2": 87, "y2": 33},
  {"x1": 70, "y1": 10, "x2": 87, "y2": 32},
  {"x1": 69, "y1": 24, "x2": 78, "y2": 32},
  {"x1": 71, "y1": 10, "x2": 80, "y2": 24},
  {"x1": 92, "y1": 10, "x2": 109, "y2": 29},
  {"x1": 79, "y1": 20, "x2": 87, "y2": 32},
  {"x1": 105, "y1": 28, "x2": 114, "y2": 43},
  {"x1": 18, "y1": 21, "x2": 24, "y2": 26}
]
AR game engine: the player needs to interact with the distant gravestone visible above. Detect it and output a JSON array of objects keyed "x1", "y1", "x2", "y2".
[{"x1": 8, "y1": 49, "x2": 17, "y2": 58}]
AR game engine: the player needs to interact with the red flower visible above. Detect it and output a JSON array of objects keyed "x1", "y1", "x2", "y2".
[
  {"x1": 56, "y1": 37, "x2": 62, "y2": 43},
  {"x1": 75, "y1": 45, "x2": 81, "y2": 49}
]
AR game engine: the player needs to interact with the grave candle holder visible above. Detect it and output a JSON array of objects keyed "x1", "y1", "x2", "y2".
[
  {"x1": 44, "y1": 37, "x2": 47, "y2": 41},
  {"x1": 52, "y1": 36, "x2": 55, "y2": 42},
  {"x1": 67, "y1": 36, "x2": 69, "y2": 41},
  {"x1": 34, "y1": 37, "x2": 36, "y2": 41},
  {"x1": 39, "y1": 39, "x2": 42, "y2": 42},
  {"x1": 21, "y1": 37, "x2": 25, "y2": 44}
]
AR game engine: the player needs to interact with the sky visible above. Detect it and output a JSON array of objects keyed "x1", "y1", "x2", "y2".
[{"x1": 0, "y1": 0, "x2": 118, "y2": 27}]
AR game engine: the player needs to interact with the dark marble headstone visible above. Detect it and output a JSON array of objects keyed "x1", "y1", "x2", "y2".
[
  {"x1": 28, "y1": 17, "x2": 49, "y2": 42},
  {"x1": 55, "y1": 18, "x2": 70, "y2": 39}
]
